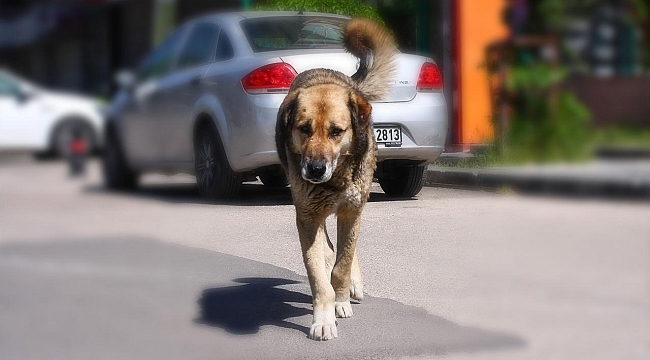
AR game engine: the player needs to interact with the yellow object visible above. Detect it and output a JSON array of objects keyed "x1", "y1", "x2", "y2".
[{"x1": 457, "y1": 0, "x2": 507, "y2": 144}]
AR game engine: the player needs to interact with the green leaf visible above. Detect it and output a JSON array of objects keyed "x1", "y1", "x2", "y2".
[{"x1": 258, "y1": 0, "x2": 384, "y2": 23}]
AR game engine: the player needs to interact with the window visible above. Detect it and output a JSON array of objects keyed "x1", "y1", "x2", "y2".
[
  {"x1": 215, "y1": 29, "x2": 234, "y2": 61},
  {"x1": 0, "y1": 75, "x2": 19, "y2": 97},
  {"x1": 177, "y1": 23, "x2": 219, "y2": 69},
  {"x1": 138, "y1": 28, "x2": 185, "y2": 81},
  {"x1": 240, "y1": 16, "x2": 348, "y2": 53}
]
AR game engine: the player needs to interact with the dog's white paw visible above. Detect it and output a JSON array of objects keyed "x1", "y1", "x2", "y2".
[
  {"x1": 309, "y1": 322, "x2": 338, "y2": 340},
  {"x1": 335, "y1": 300, "x2": 353, "y2": 318},
  {"x1": 350, "y1": 277, "x2": 364, "y2": 301},
  {"x1": 309, "y1": 308, "x2": 338, "y2": 341}
]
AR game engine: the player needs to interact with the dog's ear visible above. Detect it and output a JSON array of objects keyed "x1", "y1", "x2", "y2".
[
  {"x1": 275, "y1": 90, "x2": 300, "y2": 167},
  {"x1": 348, "y1": 91, "x2": 372, "y2": 139}
]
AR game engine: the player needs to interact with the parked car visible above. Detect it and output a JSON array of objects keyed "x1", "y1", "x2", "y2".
[
  {"x1": 0, "y1": 69, "x2": 105, "y2": 157},
  {"x1": 104, "y1": 11, "x2": 448, "y2": 198}
]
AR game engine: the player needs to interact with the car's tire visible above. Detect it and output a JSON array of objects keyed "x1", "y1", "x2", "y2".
[
  {"x1": 195, "y1": 125, "x2": 242, "y2": 200},
  {"x1": 259, "y1": 171, "x2": 289, "y2": 187},
  {"x1": 379, "y1": 165, "x2": 426, "y2": 197},
  {"x1": 102, "y1": 127, "x2": 138, "y2": 190},
  {"x1": 52, "y1": 119, "x2": 96, "y2": 158}
]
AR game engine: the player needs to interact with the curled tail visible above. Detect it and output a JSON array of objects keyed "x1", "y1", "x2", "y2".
[{"x1": 342, "y1": 19, "x2": 397, "y2": 101}]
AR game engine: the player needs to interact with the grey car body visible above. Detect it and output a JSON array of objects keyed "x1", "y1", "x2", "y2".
[{"x1": 105, "y1": 11, "x2": 447, "y2": 197}]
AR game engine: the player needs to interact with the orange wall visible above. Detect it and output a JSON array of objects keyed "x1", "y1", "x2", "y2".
[{"x1": 457, "y1": 0, "x2": 507, "y2": 144}]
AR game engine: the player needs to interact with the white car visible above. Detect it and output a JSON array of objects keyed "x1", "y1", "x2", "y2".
[{"x1": 0, "y1": 69, "x2": 105, "y2": 157}]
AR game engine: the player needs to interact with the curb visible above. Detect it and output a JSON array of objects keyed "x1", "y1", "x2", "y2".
[
  {"x1": 596, "y1": 147, "x2": 650, "y2": 160},
  {"x1": 424, "y1": 166, "x2": 650, "y2": 199}
]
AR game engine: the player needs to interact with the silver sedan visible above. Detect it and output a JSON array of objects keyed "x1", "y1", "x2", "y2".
[{"x1": 104, "y1": 11, "x2": 448, "y2": 198}]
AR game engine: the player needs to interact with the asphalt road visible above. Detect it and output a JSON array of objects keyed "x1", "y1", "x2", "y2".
[{"x1": 0, "y1": 155, "x2": 648, "y2": 360}]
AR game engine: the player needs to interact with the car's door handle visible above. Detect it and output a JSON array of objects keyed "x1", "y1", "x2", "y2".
[{"x1": 190, "y1": 77, "x2": 202, "y2": 86}]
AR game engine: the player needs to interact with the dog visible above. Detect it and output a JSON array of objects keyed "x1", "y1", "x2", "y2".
[{"x1": 275, "y1": 18, "x2": 396, "y2": 341}]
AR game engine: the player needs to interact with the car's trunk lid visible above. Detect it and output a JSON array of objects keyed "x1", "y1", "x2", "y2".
[{"x1": 279, "y1": 51, "x2": 424, "y2": 102}]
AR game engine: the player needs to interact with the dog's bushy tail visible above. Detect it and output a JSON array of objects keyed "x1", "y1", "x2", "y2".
[{"x1": 343, "y1": 19, "x2": 397, "y2": 102}]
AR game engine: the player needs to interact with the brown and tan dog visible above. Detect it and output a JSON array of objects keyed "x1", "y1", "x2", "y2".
[{"x1": 275, "y1": 19, "x2": 396, "y2": 340}]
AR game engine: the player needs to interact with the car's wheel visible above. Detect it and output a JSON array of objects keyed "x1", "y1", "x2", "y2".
[
  {"x1": 379, "y1": 165, "x2": 426, "y2": 197},
  {"x1": 259, "y1": 171, "x2": 288, "y2": 187},
  {"x1": 102, "y1": 127, "x2": 138, "y2": 190},
  {"x1": 52, "y1": 119, "x2": 96, "y2": 158},
  {"x1": 195, "y1": 125, "x2": 242, "y2": 199}
]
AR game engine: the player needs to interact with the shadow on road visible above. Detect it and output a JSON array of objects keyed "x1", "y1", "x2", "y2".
[
  {"x1": 86, "y1": 182, "x2": 417, "y2": 206},
  {"x1": 0, "y1": 237, "x2": 525, "y2": 359},
  {"x1": 197, "y1": 277, "x2": 311, "y2": 335},
  {"x1": 84, "y1": 182, "x2": 293, "y2": 206}
]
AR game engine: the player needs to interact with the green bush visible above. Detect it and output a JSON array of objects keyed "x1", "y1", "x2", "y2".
[
  {"x1": 503, "y1": 64, "x2": 592, "y2": 163},
  {"x1": 258, "y1": 0, "x2": 383, "y2": 23},
  {"x1": 592, "y1": 126, "x2": 650, "y2": 148}
]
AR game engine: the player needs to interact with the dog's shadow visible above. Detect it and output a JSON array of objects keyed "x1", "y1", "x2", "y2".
[{"x1": 196, "y1": 277, "x2": 311, "y2": 335}]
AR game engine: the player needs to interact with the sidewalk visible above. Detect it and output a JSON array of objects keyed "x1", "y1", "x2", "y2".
[{"x1": 425, "y1": 159, "x2": 650, "y2": 199}]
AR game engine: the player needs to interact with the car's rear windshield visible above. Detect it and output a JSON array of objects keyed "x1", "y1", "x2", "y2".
[{"x1": 240, "y1": 16, "x2": 348, "y2": 52}]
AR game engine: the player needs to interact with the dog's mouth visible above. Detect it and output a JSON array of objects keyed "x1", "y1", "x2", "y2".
[{"x1": 301, "y1": 158, "x2": 336, "y2": 184}]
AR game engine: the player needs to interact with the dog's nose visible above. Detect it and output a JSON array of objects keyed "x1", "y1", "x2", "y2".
[{"x1": 306, "y1": 160, "x2": 327, "y2": 179}]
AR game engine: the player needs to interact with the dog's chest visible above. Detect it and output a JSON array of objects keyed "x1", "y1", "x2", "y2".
[{"x1": 340, "y1": 185, "x2": 363, "y2": 206}]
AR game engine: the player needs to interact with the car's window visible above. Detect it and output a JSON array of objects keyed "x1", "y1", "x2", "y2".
[
  {"x1": 215, "y1": 29, "x2": 234, "y2": 61},
  {"x1": 138, "y1": 27, "x2": 186, "y2": 81},
  {"x1": 240, "y1": 16, "x2": 348, "y2": 52},
  {"x1": 177, "y1": 23, "x2": 220, "y2": 69},
  {"x1": 0, "y1": 75, "x2": 20, "y2": 97}
]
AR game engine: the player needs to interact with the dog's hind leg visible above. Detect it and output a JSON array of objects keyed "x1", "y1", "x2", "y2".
[
  {"x1": 323, "y1": 220, "x2": 361, "y2": 300},
  {"x1": 332, "y1": 208, "x2": 363, "y2": 318},
  {"x1": 297, "y1": 215, "x2": 338, "y2": 340},
  {"x1": 350, "y1": 249, "x2": 364, "y2": 301},
  {"x1": 324, "y1": 226, "x2": 336, "y2": 282}
]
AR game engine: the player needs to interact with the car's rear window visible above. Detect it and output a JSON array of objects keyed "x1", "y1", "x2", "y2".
[{"x1": 240, "y1": 16, "x2": 348, "y2": 52}]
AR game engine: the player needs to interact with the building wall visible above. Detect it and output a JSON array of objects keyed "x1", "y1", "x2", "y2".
[
  {"x1": 566, "y1": 77, "x2": 650, "y2": 128},
  {"x1": 0, "y1": 1, "x2": 153, "y2": 96}
]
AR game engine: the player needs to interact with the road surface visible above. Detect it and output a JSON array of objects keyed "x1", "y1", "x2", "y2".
[{"x1": 0, "y1": 155, "x2": 648, "y2": 359}]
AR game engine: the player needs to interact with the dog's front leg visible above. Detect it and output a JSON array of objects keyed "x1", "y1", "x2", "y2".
[
  {"x1": 297, "y1": 214, "x2": 337, "y2": 340},
  {"x1": 332, "y1": 208, "x2": 363, "y2": 318}
]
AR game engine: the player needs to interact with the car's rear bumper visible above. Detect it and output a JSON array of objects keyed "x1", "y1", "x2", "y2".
[
  {"x1": 373, "y1": 91, "x2": 447, "y2": 165},
  {"x1": 377, "y1": 145, "x2": 444, "y2": 165},
  {"x1": 231, "y1": 91, "x2": 448, "y2": 172}
]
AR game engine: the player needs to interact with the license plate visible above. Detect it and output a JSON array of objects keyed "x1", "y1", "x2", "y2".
[{"x1": 374, "y1": 126, "x2": 402, "y2": 147}]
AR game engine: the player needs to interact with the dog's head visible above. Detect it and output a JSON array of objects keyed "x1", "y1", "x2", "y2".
[{"x1": 278, "y1": 84, "x2": 372, "y2": 184}]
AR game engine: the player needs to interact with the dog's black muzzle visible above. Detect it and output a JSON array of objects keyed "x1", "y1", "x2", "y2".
[{"x1": 304, "y1": 160, "x2": 327, "y2": 180}]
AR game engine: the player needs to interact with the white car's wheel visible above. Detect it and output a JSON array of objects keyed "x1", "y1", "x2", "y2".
[{"x1": 51, "y1": 119, "x2": 96, "y2": 158}]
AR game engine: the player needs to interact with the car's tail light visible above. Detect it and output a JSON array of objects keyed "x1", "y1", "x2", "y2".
[
  {"x1": 241, "y1": 63, "x2": 297, "y2": 94},
  {"x1": 416, "y1": 62, "x2": 443, "y2": 91}
]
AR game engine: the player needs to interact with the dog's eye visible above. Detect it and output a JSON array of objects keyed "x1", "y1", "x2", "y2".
[
  {"x1": 329, "y1": 128, "x2": 344, "y2": 138},
  {"x1": 298, "y1": 125, "x2": 312, "y2": 136}
]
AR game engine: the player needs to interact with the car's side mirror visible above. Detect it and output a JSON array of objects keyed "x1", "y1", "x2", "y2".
[{"x1": 115, "y1": 70, "x2": 136, "y2": 90}]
